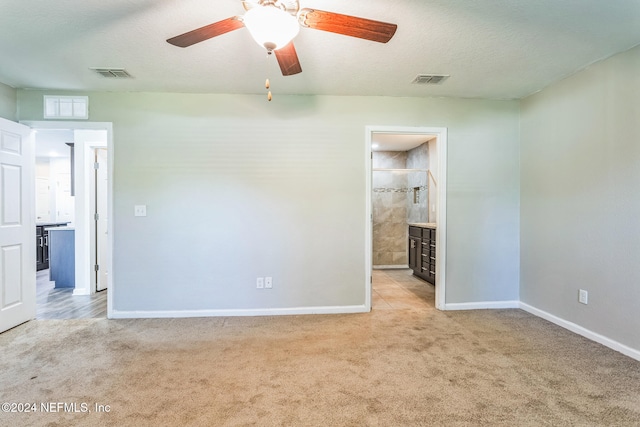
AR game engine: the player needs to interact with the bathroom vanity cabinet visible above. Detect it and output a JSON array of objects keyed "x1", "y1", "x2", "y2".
[{"x1": 408, "y1": 224, "x2": 436, "y2": 284}]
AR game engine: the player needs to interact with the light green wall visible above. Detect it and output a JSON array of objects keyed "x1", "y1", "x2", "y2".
[
  {"x1": 17, "y1": 91, "x2": 520, "y2": 313},
  {"x1": 0, "y1": 82, "x2": 17, "y2": 121},
  {"x1": 521, "y1": 45, "x2": 640, "y2": 351}
]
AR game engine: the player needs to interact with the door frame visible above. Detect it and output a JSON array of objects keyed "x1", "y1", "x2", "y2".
[
  {"x1": 22, "y1": 120, "x2": 113, "y2": 318},
  {"x1": 93, "y1": 147, "x2": 108, "y2": 292},
  {"x1": 365, "y1": 126, "x2": 448, "y2": 310}
]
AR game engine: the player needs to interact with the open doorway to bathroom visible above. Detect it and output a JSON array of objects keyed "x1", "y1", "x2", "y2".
[{"x1": 365, "y1": 126, "x2": 448, "y2": 311}]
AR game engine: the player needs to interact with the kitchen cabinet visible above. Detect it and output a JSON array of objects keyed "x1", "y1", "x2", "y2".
[
  {"x1": 48, "y1": 227, "x2": 75, "y2": 288},
  {"x1": 408, "y1": 225, "x2": 436, "y2": 284},
  {"x1": 36, "y1": 226, "x2": 45, "y2": 270},
  {"x1": 36, "y1": 223, "x2": 68, "y2": 271}
]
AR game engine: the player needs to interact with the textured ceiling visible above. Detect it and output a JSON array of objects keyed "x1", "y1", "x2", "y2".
[{"x1": 1, "y1": 0, "x2": 639, "y2": 100}]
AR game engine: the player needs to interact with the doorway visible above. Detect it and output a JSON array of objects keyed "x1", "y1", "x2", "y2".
[
  {"x1": 365, "y1": 126, "x2": 448, "y2": 311},
  {"x1": 23, "y1": 120, "x2": 113, "y2": 319}
]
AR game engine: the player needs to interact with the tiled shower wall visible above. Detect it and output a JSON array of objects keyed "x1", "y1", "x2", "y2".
[
  {"x1": 372, "y1": 145, "x2": 429, "y2": 267},
  {"x1": 407, "y1": 143, "x2": 429, "y2": 224},
  {"x1": 373, "y1": 151, "x2": 408, "y2": 266}
]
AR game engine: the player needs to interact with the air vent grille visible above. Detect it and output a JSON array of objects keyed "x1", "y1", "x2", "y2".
[
  {"x1": 411, "y1": 74, "x2": 450, "y2": 85},
  {"x1": 91, "y1": 68, "x2": 133, "y2": 78}
]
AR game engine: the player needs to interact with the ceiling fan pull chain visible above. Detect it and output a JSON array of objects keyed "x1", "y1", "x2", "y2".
[{"x1": 265, "y1": 50, "x2": 273, "y2": 101}]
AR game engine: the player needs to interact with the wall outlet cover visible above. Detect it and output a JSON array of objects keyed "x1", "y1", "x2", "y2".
[
  {"x1": 134, "y1": 205, "x2": 147, "y2": 217},
  {"x1": 579, "y1": 289, "x2": 588, "y2": 305}
]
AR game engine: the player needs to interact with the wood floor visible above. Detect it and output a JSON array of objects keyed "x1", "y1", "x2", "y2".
[{"x1": 36, "y1": 269, "x2": 107, "y2": 319}]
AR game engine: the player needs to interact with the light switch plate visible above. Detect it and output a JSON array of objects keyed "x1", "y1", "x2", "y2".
[{"x1": 134, "y1": 205, "x2": 147, "y2": 217}]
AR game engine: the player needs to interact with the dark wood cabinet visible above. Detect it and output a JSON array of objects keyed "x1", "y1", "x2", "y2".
[
  {"x1": 408, "y1": 225, "x2": 436, "y2": 284},
  {"x1": 408, "y1": 235, "x2": 421, "y2": 274},
  {"x1": 408, "y1": 226, "x2": 421, "y2": 275}
]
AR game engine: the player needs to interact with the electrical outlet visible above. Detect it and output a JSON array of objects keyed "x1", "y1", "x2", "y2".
[
  {"x1": 134, "y1": 205, "x2": 147, "y2": 217},
  {"x1": 256, "y1": 277, "x2": 264, "y2": 289},
  {"x1": 265, "y1": 277, "x2": 272, "y2": 289},
  {"x1": 579, "y1": 289, "x2": 588, "y2": 305}
]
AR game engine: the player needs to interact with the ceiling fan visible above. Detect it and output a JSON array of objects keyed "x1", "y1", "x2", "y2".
[{"x1": 166, "y1": 0, "x2": 397, "y2": 76}]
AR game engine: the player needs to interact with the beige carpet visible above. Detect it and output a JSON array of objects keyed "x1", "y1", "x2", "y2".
[{"x1": 1, "y1": 270, "x2": 639, "y2": 426}]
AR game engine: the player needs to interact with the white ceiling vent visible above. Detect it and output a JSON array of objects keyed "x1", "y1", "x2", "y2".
[
  {"x1": 91, "y1": 68, "x2": 132, "y2": 78},
  {"x1": 411, "y1": 74, "x2": 450, "y2": 85}
]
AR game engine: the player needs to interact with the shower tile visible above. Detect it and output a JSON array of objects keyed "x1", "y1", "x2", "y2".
[{"x1": 392, "y1": 251, "x2": 408, "y2": 264}]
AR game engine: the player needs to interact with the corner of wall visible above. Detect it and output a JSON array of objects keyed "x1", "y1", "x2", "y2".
[{"x1": 0, "y1": 81, "x2": 18, "y2": 122}]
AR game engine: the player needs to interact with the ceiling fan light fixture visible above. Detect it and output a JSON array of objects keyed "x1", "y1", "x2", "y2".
[{"x1": 243, "y1": 5, "x2": 299, "y2": 51}]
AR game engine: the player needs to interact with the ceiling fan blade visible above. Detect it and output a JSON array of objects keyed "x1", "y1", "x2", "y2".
[
  {"x1": 274, "y1": 42, "x2": 302, "y2": 76},
  {"x1": 300, "y1": 9, "x2": 397, "y2": 43},
  {"x1": 167, "y1": 17, "x2": 244, "y2": 48}
]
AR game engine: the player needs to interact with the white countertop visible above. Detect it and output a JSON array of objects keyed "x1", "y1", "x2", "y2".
[
  {"x1": 408, "y1": 222, "x2": 437, "y2": 229},
  {"x1": 45, "y1": 226, "x2": 75, "y2": 231}
]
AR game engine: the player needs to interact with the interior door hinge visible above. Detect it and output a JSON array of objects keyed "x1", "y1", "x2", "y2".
[
  {"x1": 94, "y1": 162, "x2": 100, "y2": 169},
  {"x1": 94, "y1": 264, "x2": 99, "y2": 272},
  {"x1": 94, "y1": 213, "x2": 99, "y2": 221}
]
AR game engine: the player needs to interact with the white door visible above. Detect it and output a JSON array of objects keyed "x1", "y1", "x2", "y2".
[
  {"x1": 95, "y1": 148, "x2": 108, "y2": 291},
  {"x1": 0, "y1": 118, "x2": 35, "y2": 333}
]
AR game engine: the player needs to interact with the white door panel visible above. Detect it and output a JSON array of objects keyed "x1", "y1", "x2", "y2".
[{"x1": 0, "y1": 118, "x2": 35, "y2": 333}]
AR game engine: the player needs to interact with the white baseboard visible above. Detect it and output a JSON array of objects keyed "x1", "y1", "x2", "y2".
[
  {"x1": 444, "y1": 300, "x2": 520, "y2": 310},
  {"x1": 520, "y1": 302, "x2": 640, "y2": 362},
  {"x1": 373, "y1": 265, "x2": 410, "y2": 270},
  {"x1": 108, "y1": 305, "x2": 369, "y2": 319}
]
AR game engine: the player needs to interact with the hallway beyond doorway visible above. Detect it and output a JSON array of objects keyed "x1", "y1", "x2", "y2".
[{"x1": 36, "y1": 269, "x2": 106, "y2": 319}]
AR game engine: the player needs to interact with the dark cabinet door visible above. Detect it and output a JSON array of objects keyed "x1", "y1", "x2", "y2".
[
  {"x1": 43, "y1": 230, "x2": 50, "y2": 269},
  {"x1": 36, "y1": 226, "x2": 45, "y2": 271},
  {"x1": 408, "y1": 226, "x2": 436, "y2": 284},
  {"x1": 408, "y1": 236, "x2": 421, "y2": 274},
  {"x1": 427, "y1": 230, "x2": 436, "y2": 285}
]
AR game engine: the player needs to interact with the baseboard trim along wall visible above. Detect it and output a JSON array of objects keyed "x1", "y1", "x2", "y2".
[
  {"x1": 444, "y1": 300, "x2": 521, "y2": 310},
  {"x1": 109, "y1": 305, "x2": 370, "y2": 319},
  {"x1": 520, "y1": 302, "x2": 640, "y2": 362},
  {"x1": 373, "y1": 265, "x2": 410, "y2": 270}
]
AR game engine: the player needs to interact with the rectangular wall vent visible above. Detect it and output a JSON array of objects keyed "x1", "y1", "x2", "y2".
[
  {"x1": 411, "y1": 74, "x2": 450, "y2": 85},
  {"x1": 91, "y1": 68, "x2": 132, "y2": 78}
]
